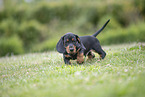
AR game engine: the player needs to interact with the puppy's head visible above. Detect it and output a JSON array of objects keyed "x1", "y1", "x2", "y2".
[{"x1": 56, "y1": 32, "x2": 85, "y2": 54}]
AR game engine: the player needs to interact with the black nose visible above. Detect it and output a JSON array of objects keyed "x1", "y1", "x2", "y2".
[
  {"x1": 69, "y1": 46, "x2": 74, "y2": 51},
  {"x1": 69, "y1": 48, "x2": 74, "y2": 51}
]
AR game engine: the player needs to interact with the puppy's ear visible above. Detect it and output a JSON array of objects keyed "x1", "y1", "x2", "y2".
[
  {"x1": 75, "y1": 34, "x2": 86, "y2": 50},
  {"x1": 56, "y1": 36, "x2": 65, "y2": 53}
]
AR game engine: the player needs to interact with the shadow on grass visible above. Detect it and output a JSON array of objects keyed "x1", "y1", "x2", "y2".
[{"x1": 68, "y1": 57, "x2": 102, "y2": 66}]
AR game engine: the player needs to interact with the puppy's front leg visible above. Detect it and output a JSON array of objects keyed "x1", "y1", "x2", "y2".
[
  {"x1": 77, "y1": 52, "x2": 84, "y2": 64},
  {"x1": 63, "y1": 55, "x2": 71, "y2": 64}
]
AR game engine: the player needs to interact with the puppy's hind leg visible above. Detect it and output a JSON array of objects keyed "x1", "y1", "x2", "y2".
[{"x1": 92, "y1": 43, "x2": 106, "y2": 59}]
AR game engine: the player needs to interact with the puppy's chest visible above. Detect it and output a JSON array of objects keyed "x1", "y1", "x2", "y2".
[{"x1": 64, "y1": 53, "x2": 77, "y2": 60}]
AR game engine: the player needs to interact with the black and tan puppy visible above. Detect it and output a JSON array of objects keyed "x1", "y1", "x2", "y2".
[{"x1": 56, "y1": 19, "x2": 110, "y2": 64}]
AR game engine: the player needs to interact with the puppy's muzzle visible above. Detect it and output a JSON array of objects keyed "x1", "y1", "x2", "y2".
[{"x1": 69, "y1": 45, "x2": 74, "y2": 52}]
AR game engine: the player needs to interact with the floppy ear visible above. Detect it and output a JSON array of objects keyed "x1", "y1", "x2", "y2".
[
  {"x1": 75, "y1": 35, "x2": 86, "y2": 50},
  {"x1": 56, "y1": 36, "x2": 65, "y2": 53}
]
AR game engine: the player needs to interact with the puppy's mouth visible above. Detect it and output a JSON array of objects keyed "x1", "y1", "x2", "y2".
[{"x1": 66, "y1": 45, "x2": 76, "y2": 54}]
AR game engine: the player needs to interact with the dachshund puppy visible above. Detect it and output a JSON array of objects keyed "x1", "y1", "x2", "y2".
[{"x1": 56, "y1": 19, "x2": 110, "y2": 64}]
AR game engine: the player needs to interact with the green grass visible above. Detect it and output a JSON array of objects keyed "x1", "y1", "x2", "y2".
[{"x1": 0, "y1": 43, "x2": 145, "y2": 97}]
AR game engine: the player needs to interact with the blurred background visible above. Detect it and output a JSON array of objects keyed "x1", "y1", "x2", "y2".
[{"x1": 0, "y1": 0, "x2": 144, "y2": 57}]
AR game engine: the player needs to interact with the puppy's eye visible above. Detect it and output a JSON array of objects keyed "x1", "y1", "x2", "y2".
[{"x1": 65, "y1": 39, "x2": 69, "y2": 43}]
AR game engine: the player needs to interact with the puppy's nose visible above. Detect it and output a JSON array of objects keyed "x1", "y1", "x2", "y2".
[
  {"x1": 69, "y1": 46, "x2": 74, "y2": 51},
  {"x1": 70, "y1": 48, "x2": 74, "y2": 51}
]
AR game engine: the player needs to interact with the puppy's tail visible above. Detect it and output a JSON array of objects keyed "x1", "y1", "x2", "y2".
[{"x1": 92, "y1": 19, "x2": 110, "y2": 37}]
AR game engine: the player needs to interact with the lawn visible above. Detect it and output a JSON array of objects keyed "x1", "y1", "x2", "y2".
[{"x1": 0, "y1": 43, "x2": 145, "y2": 97}]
